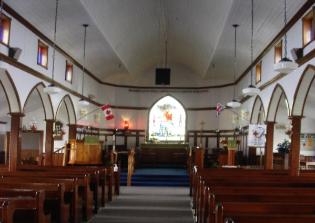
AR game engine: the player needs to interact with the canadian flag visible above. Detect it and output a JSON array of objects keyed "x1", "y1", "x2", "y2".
[{"x1": 101, "y1": 104, "x2": 114, "y2": 120}]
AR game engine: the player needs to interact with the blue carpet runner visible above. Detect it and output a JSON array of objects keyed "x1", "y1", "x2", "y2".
[{"x1": 120, "y1": 168, "x2": 189, "y2": 187}]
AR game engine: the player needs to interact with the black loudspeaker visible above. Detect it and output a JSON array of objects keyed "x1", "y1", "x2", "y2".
[
  {"x1": 290, "y1": 48, "x2": 303, "y2": 61},
  {"x1": 155, "y1": 68, "x2": 170, "y2": 85},
  {"x1": 8, "y1": 47, "x2": 22, "y2": 60}
]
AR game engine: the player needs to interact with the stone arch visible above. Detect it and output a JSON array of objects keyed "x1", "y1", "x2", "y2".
[
  {"x1": 266, "y1": 84, "x2": 290, "y2": 122},
  {"x1": 250, "y1": 96, "x2": 265, "y2": 124},
  {"x1": 0, "y1": 69, "x2": 21, "y2": 113},
  {"x1": 148, "y1": 95, "x2": 187, "y2": 141},
  {"x1": 23, "y1": 83, "x2": 54, "y2": 120},
  {"x1": 55, "y1": 95, "x2": 76, "y2": 125},
  {"x1": 292, "y1": 65, "x2": 315, "y2": 116}
]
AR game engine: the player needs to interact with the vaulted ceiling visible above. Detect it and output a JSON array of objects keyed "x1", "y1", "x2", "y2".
[{"x1": 5, "y1": 0, "x2": 306, "y2": 86}]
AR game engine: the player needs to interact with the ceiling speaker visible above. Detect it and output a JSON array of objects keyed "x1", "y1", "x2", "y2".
[
  {"x1": 155, "y1": 68, "x2": 170, "y2": 85},
  {"x1": 290, "y1": 48, "x2": 303, "y2": 61},
  {"x1": 9, "y1": 47, "x2": 22, "y2": 60}
]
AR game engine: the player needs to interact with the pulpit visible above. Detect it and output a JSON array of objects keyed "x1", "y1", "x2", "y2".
[{"x1": 67, "y1": 139, "x2": 102, "y2": 165}]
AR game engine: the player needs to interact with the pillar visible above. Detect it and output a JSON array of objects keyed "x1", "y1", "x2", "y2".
[
  {"x1": 265, "y1": 122, "x2": 275, "y2": 170},
  {"x1": 68, "y1": 124, "x2": 77, "y2": 141},
  {"x1": 290, "y1": 116, "x2": 302, "y2": 176},
  {"x1": 8, "y1": 113, "x2": 23, "y2": 172},
  {"x1": 44, "y1": 119, "x2": 54, "y2": 166}
]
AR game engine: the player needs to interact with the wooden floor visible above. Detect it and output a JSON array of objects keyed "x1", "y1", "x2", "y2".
[{"x1": 89, "y1": 186, "x2": 194, "y2": 223}]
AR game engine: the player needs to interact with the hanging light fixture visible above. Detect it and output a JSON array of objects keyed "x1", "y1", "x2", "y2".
[
  {"x1": 227, "y1": 24, "x2": 241, "y2": 109},
  {"x1": 44, "y1": 0, "x2": 61, "y2": 95},
  {"x1": 78, "y1": 24, "x2": 90, "y2": 106},
  {"x1": 274, "y1": 0, "x2": 298, "y2": 73},
  {"x1": 242, "y1": 0, "x2": 260, "y2": 97}
]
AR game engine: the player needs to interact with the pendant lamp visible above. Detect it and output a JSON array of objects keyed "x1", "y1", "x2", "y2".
[
  {"x1": 242, "y1": 0, "x2": 260, "y2": 97},
  {"x1": 274, "y1": 0, "x2": 298, "y2": 73},
  {"x1": 78, "y1": 24, "x2": 90, "y2": 106},
  {"x1": 44, "y1": 0, "x2": 61, "y2": 95},
  {"x1": 227, "y1": 24, "x2": 241, "y2": 108}
]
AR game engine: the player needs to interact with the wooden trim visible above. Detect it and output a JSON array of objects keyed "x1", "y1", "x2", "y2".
[
  {"x1": 2, "y1": 1, "x2": 313, "y2": 89},
  {"x1": 5, "y1": 70, "x2": 21, "y2": 112},
  {"x1": 23, "y1": 83, "x2": 46, "y2": 119},
  {"x1": 55, "y1": 96, "x2": 70, "y2": 125},
  {"x1": 250, "y1": 96, "x2": 264, "y2": 124},
  {"x1": 0, "y1": 80, "x2": 11, "y2": 113},
  {"x1": 266, "y1": 84, "x2": 289, "y2": 122},
  {"x1": 292, "y1": 65, "x2": 315, "y2": 116},
  {"x1": 235, "y1": 0, "x2": 315, "y2": 85}
]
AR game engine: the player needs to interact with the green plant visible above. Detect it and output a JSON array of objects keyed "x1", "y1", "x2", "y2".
[{"x1": 277, "y1": 139, "x2": 291, "y2": 154}]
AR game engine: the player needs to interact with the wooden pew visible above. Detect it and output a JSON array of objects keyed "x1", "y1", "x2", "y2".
[
  {"x1": 0, "y1": 182, "x2": 68, "y2": 223},
  {"x1": 215, "y1": 202, "x2": 315, "y2": 223},
  {"x1": 0, "y1": 189, "x2": 50, "y2": 223},
  {"x1": 192, "y1": 167, "x2": 315, "y2": 223},
  {"x1": 0, "y1": 171, "x2": 93, "y2": 221}
]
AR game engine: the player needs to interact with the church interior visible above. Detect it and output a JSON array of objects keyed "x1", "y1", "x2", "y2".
[{"x1": 0, "y1": 0, "x2": 315, "y2": 222}]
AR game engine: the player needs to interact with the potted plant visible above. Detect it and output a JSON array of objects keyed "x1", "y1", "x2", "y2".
[
  {"x1": 276, "y1": 139, "x2": 291, "y2": 169},
  {"x1": 276, "y1": 139, "x2": 291, "y2": 155}
]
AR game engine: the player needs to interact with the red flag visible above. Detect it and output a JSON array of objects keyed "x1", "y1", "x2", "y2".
[
  {"x1": 216, "y1": 103, "x2": 224, "y2": 117},
  {"x1": 101, "y1": 104, "x2": 114, "y2": 120}
]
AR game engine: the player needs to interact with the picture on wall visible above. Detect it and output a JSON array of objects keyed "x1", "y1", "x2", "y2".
[
  {"x1": 248, "y1": 124, "x2": 266, "y2": 147},
  {"x1": 300, "y1": 133, "x2": 315, "y2": 150}
]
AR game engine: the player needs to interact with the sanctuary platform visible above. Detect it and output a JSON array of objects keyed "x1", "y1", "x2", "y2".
[{"x1": 139, "y1": 143, "x2": 189, "y2": 167}]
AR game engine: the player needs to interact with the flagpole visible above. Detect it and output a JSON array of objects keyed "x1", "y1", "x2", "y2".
[{"x1": 77, "y1": 107, "x2": 101, "y2": 121}]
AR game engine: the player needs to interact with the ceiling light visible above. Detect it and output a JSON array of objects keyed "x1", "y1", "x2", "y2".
[
  {"x1": 78, "y1": 98, "x2": 89, "y2": 106},
  {"x1": 242, "y1": 0, "x2": 260, "y2": 97},
  {"x1": 242, "y1": 84, "x2": 260, "y2": 96},
  {"x1": 227, "y1": 99, "x2": 241, "y2": 108},
  {"x1": 78, "y1": 24, "x2": 89, "y2": 106},
  {"x1": 43, "y1": 84, "x2": 61, "y2": 94},
  {"x1": 44, "y1": 0, "x2": 61, "y2": 95},
  {"x1": 227, "y1": 24, "x2": 241, "y2": 109},
  {"x1": 273, "y1": 0, "x2": 298, "y2": 74}
]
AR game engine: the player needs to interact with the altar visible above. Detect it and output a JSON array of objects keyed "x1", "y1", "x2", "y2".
[{"x1": 139, "y1": 143, "x2": 189, "y2": 167}]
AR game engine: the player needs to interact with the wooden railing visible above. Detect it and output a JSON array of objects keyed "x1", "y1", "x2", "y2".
[
  {"x1": 53, "y1": 146, "x2": 65, "y2": 166},
  {"x1": 127, "y1": 148, "x2": 136, "y2": 186}
]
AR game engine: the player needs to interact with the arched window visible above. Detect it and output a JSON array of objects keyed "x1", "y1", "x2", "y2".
[{"x1": 148, "y1": 96, "x2": 186, "y2": 142}]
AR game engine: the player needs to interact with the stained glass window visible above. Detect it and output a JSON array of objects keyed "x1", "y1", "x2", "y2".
[{"x1": 149, "y1": 96, "x2": 186, "y2": 141}]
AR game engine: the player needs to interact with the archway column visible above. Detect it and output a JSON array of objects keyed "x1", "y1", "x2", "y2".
[
  {"x1": 44, "y1": 119, "x2": 55, "y2": 166},
  {"x1": 289, "y1": 116, "x2": 303, "y2": 176},
  {"x1": 265, "y1": 121, "x2": 275, "y2": 170},
  {"x1": 68, "y1": 124, "x2": 77, "y2": 141},
  {"x1": 8, "y1": 112, "x2": 23, "y2": 172}
]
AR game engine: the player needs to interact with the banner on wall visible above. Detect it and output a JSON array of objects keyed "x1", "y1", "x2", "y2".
[
  {"x1": 300, "y1": 133, "x2": 315, "y2": 150},
  {"x1": 248, "y1": 124, "x2": 266, "y2": 147}
]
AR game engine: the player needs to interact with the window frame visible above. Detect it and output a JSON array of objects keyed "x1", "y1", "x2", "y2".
[
  {"x1": 37, "y1": 40, "x2": 49, "y2": 69},
  {"x1": 0, "y1": 13, "x2": 11, "y2": 46},
  {"x1": 65, "y1": 60, "x2": 73, "y2": 83},
  {"x1": 255, "y1": 61, "x2": 262, "y2": 85},
  {"x1": 274, "y1": 40, "x2": 283, "y2": 64},
  {"x1": 302, "y1": 7, "x2": 315, "y2": 47}
]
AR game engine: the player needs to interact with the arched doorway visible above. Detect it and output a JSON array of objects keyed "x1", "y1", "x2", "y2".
[
  {"x1": 266, "y1": 84, "x2": 290, "y2": 169},
  {"x1": 148, "y1": 96, "x2": 186, "y2": 142},
  {"x1": 55, "y1": 95, "x2": 76, "y2": 148},
  {"x1": 22, "y1": 83, "x2": 54, "y2": 166},
  {"x1": 292, "y1": 65, "x2": 315, "y2": 170}
]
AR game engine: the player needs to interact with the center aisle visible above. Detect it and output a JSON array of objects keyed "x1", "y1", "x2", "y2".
[{"x1": 89, "y1": 186, "x2": 194, "y2": 223}]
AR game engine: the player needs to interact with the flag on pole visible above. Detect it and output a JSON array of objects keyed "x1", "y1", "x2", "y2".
[
  {"x1": 101, "y1": 104, "x2": 114, "y2": 120},
  {"x1": 216, "y1": 103, "x2": 224, "y2": 117}
]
